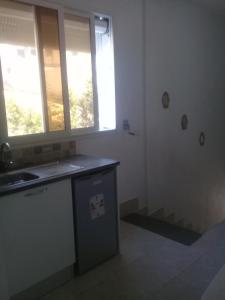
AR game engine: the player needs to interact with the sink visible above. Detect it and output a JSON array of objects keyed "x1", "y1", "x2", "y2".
[
  {"x1": 0, "y1": 172, "x2": 39, "y2": 188},
  {"x1": 30, "y1": 161, "x2": 83, "y2": 176}
]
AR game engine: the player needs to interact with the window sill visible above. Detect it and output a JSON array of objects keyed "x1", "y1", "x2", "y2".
[
  {"x1": 73, "y1": 128, "x2": 118, "y2": 140},
  {"x1": 5, "y1": 128, "x2": 118, "y2": 150}
]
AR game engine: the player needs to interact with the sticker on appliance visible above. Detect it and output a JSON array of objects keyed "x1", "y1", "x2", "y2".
[{"x1": 89, "y1": 193, "x2": 105, "y2": 220}]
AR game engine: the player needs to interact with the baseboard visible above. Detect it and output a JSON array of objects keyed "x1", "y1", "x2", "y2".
[{"x1": 11, "y1": 265, "x2": 74, "y2": 300}]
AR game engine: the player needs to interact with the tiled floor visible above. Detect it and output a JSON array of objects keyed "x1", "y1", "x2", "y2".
[{"x1": 40, "y1": 220, "x2": 225, "y2": 300}]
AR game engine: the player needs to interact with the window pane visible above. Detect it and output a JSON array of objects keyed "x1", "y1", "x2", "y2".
[
  {"x1": 95, "y1": 17, "x2": 116, "y2": 130},
  {"x1": 36, "y1": 7, "x2": 65, "y2": 132},
  {"x1": 64, "y1": 14, "x2": 94, "y2": 129},
  {"x1": 0, "y1": 0, "x2": 44, "y2": 137}
]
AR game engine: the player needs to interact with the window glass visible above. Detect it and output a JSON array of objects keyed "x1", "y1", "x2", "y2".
[
  {"x1": 36, "y1": 6, "x2": 65, "y2": 132},
  {"x1": 64, "y1": 14, "x2": 95, "y2": 129},
  {"x1": 0, "y1": 0, "x2": 44, "y2": 136},
  {"x1": 95, "y1": 17, "x2": 116, "y2": 131},
  {"x1": 0, "y1": 2, "x2": 116, "y2": 143}
]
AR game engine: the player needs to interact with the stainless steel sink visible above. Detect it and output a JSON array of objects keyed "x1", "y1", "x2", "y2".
[
  {"x1": 0, "y1": 172, "x2": 39, "y2": 187},
  {"x1": 30, "y1": 161, "x2": 83, "y2": 176}
]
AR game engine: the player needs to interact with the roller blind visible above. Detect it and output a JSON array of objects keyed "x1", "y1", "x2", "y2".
[{"x1": 0, "y1": 0, "x2": 35, "y2": 46}]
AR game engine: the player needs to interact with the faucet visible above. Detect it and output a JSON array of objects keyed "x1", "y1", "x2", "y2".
[{"x1": 0, "y1": 142, "x2": 14, "y2": 172}]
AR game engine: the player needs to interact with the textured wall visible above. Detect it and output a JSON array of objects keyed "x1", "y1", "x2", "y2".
[{"x1": 10, "y1": 140, "x2": 76, "y2": 169}]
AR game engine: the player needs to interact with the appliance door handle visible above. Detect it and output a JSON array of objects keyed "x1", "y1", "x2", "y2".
[
  {"x1": 24, "y1": 187, "x2": 48, "y2": 197},
  {"x1": 101, "y1": 168, "x2": 113, "y2": 175}
]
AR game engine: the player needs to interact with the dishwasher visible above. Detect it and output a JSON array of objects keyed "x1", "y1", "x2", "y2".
[{"x1": 72, "y1": 167, "x2": 119, "y2": 274}]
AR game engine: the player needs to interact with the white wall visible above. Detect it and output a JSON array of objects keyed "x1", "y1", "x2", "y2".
[
  {"x1": 46, "y1": 0, "x2": 225, "y2": 231},
  {"x1": 48, "y1": 0, "x2": 147, "y2": 209},
  {"x1": 145, "y1": 0, "x2": 225, "y2": 232}
]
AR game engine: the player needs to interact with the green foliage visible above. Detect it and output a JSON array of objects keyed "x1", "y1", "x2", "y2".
[
  {"x1": 69, "y1": 79, "x2": 94, "y2": 129},
  {"x1": 4, "y1": 79, "x2": 94, "y2": 136},
  {"x1": 6, "y1": 98, "x2": 43, "y2": 136},
  {"x1": 47, "y1": 101, "x2": 65, "y2": 132}
]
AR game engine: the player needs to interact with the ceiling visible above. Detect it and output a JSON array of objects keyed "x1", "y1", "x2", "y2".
[{"x1": 194, "y1": 0, "x2": 225, "y2": 16}]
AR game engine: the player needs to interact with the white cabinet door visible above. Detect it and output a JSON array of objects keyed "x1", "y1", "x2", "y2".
[
  {"x1": 0, "y1": 179, "x2": 75, "y2": 297},
  {"x1": 0, "y1": 233, "x2": 9, "y2": 300}
]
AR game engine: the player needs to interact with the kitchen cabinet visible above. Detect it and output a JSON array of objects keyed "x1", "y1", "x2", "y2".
[
  {"x1": 0, "y1": 233, "x2": 9, "y2": 300},
  {"x1": 0, "y1": 179, "x2": 75, "y2": 297}
]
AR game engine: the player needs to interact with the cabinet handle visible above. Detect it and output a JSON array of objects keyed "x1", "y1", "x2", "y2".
[{"x1": 24, "y1": 187, "x2": 48, "y2": 197}]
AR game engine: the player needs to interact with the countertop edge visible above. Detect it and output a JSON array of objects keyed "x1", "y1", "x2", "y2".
[{"x1": 0, "y1": 155, "x2": 120, "y2": 197}]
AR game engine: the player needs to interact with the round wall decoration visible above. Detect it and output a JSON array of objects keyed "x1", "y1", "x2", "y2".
[
  {"x1": 162, "y1": 92, "x2": 170, "y2": 109},
  {"x1": 181, "y1": 114, "x2": 188, "y2": 130},
  {"x1": 199, "y1": 132, "x2": 206, "y2": 146}
]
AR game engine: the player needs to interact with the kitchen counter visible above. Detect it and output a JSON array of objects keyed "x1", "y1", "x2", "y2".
[
  {"x1": 0, "y1": 154, "x2": 120, "y2": 299},
  {"x1": 0, "y1": 155, "x2": 120, "y2": 197}
]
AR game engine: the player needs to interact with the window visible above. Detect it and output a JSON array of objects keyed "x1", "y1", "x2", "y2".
[
  {"x1": 0, "y1": 1, "x2": 44, "y2": 137},
  {"x1": 95, "y1": 17, "x2": 116, "y2": 131},
  {"x1": 64, "y1": 14, "x2": 95, "y2": 130},
  {"x1": 0, "y1": 0, "x2": 115, "y2": 143},
  {"x1": 36, "y1": 6, "x2": 65, "y2": 132}
]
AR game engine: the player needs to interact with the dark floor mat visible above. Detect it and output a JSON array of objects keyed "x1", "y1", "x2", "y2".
[{"x1": 122, "y1": 214, "x2": 201, "y2": 246}]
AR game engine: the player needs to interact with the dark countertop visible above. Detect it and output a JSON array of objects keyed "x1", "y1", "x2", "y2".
[{"x1": 0, "y1": 155, "x2": 120, "y2": 197}]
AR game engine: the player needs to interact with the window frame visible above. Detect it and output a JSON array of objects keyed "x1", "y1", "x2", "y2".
[
  {"x1": 63, "y1": 8, "x2": 99, "y2": 135},
  {"x1": 0, "y1": 0, "x2": 101, "y2": 146}
]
